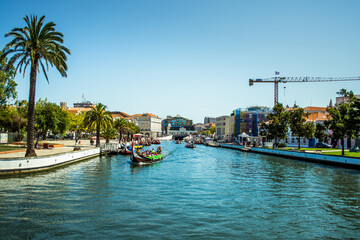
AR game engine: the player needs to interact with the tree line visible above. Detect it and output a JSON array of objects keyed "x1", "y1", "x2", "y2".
[
  {"x1": 259, "y1": 89, "x2": 360, "y2": 155},
  {"x1": 0, "y1": 99, "x2": 140, "y2": 146}
]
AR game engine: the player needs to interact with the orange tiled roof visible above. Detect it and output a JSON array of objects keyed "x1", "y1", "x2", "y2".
[
  {"x1": 306, "y1": 112, "x2": 330, "y2": 122},
  {"x1": 304, "y1": 106, "x2": 327, "y2": 112},
  {"x1": 111, "y1": 112, "x2": 131, "y2": 119},
  {"x1": 132, "y1": 113, "x2": 158, "y2": 118},
  {"x1": 120, "y1": 112, "x2": 131, "y2": 117}
]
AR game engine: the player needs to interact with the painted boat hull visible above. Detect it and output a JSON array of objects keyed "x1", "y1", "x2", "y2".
[{"x1": 130, "y1": 143, "x2": 163, "y2": 165}]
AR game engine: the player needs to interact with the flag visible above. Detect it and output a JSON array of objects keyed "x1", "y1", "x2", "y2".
[{"x1": 275, "y1": 71, "x2": 280, "y2": 75}]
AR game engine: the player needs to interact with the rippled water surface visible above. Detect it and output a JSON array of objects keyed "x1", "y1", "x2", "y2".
[{"x1": 1, "y1": 142, "x2": 360, "y2": 239}]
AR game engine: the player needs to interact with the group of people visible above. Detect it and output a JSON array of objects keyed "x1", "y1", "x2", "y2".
[{"x1": 137, "y1": 146, "x2": 162, "y2": 157}]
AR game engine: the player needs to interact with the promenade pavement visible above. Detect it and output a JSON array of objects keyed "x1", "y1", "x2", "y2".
[{"x1": 0, "y1": 139, "x2": 115, "y2": 159}]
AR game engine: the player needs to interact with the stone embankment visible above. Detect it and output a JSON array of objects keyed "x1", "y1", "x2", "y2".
[
  {"x1": 219, "y1": 143, "x2": 360, "y2": 169},
  {"x1": 0, "y1": 140, "x2": 102, "y2": 175}
]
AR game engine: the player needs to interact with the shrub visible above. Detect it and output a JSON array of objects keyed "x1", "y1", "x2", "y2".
[{"x1": 277, "y1": 143, "x2": 287, "y2": 148}]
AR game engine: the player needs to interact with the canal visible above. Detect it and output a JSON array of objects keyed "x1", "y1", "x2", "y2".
[{"x1": 1, "y1": 141, "x2": 359, "y2": 239}]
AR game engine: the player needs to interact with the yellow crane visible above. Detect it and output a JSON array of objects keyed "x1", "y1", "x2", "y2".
[{"x1": 249, "y1": 76, "x2": 360, "y2": 106}]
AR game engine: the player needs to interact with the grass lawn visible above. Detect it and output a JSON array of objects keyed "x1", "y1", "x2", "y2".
[
  {"x1": 283, "y1": 147, "x2": 360, "y2": 158},
  {"x1": 0, "y1": 145, "x2": 26, "y2": 152},
  {"x1": 285, "y1": 147, "x2": 340, "y2": 152},
  {"x1": 321, "y1": 150, "x2": 360, "y2": 158}
]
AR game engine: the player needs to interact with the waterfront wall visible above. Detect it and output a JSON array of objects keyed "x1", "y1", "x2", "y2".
[
  {"x1": 220, "y1": 143, "x2": 245, "y2": 150},
  {"x1": 0, "y1": 148, "x2": 100, "y2": 175},
  {"x1": 251, "y1": 147, "x2": 360, "y2": 169},
  {"x1": 217, "y1": 143, "x2": 360, "y2": 169}
]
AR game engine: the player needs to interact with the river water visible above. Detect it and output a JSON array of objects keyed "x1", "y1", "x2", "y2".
[{"x1": 1, "y1": 142, "x2": 359, "y2": 239}]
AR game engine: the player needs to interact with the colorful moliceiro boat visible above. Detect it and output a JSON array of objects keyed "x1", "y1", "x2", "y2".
[
  {"x1": 120, "y1": 143, "x2": 132, "y2": 155},
  {"x1": 130, "y1": 143, "x2": 164, "y2": 165}
]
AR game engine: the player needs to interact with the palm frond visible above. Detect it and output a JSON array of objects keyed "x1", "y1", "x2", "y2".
[{"x1": 40, "y1": 61, "x2": 49, "y2": 83}]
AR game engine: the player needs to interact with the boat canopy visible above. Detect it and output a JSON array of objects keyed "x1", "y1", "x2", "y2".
[{"x1": 133, "y1": 134, "x2": 145, "y2": 137}]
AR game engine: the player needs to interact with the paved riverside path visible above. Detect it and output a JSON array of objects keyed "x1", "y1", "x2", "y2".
[{"x1": 0, "y1": 139, "x2": 112, "y2": 159}]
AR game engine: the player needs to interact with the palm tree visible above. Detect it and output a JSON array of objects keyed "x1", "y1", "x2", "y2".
[
  {"x1": 102, "y1": 127, "x2": 117, "y2": 144},
  {"x1": 83, "y1": 103, "x2": 113, "y2": 147},
  {"x1": 127, "y1": 121, "x2": 141, "y2": 140},
  {"x1": 2, "y1": 15, "x2": 70, "y2": 157},
  {"x1": 114, "y1": 117, "x2": 128, "y2": 142}
]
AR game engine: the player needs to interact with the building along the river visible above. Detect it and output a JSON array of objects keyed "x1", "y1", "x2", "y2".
[
  {"x1": 132, "y1": 113, "x2": 162, "y2": 138},
  {"x1": 168, "y1": 126, "x2": 197, "y2": 139},
  {"x1": 204, "y1": 117, "x2": 216, "y2": 124},
  {"x1": 232, "y1": 106, "x2": 270, "y2": 138},
  {"x1": 162, "y1": 115, "x2": 193, "y2": 135},
  {"x1": 215, "y1": 116, "x2": 234, "y2": 140}
]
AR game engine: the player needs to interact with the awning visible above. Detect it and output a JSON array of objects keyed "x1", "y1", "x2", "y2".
[{"x1": 238, "y1": 132, "x2": 250, "y2": 138}]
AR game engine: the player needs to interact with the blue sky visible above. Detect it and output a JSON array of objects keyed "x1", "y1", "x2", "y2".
[{"x1": 1, "y1": 0, "x2": 359, "y2": 123}]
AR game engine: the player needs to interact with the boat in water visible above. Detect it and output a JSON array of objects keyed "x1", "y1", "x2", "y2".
[
  {"x1": 185, "y1": 142, "x2": 196, "y2": 148},
  {"x1": 119, "y1": 142, "x2": 132, "y2": 155},
  {"x1": 175, "y1": 140, "x2": 182, "y2": 144},
  {"x1": 130, "y1": 143, "x2": 164, "y2": 165}
]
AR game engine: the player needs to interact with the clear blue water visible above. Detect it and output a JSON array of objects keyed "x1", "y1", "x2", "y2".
[{"x1": 1, "y1": 142, "x2": 360, "y2": 239}]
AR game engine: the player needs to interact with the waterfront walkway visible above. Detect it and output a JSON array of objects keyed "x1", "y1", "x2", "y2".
[{"x1": 0, "y1": 139, "x2": 111, "y2": 158}]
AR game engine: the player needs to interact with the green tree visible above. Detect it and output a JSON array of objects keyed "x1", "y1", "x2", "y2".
[
  {"x1": 69, "y1": 112, "x2": 86, "y2": 139},
  {"x1": 314, "y1": 122, "x2": 328, "y2": 143},
  {"x1": 289, "y1": 105, "x2": 315, "y2": 149},
  {"x1": 0, "y1": 51, "x2": 17, "y2": 106},
  {"x1": 325, "y1": 89, "x2": 358, "y2": 155},
  {"x1": 102, "y1": 127, "x2": 117, "y2": 143},
  {"x1": 83, "y1": 103, "x2": 113, "y2": 147},
  {"x1": 209, "y1": 125, "x2": 216, "y2": 134},
  {"x1": 2, "y1": 15, "x2": 70, "y2": 157},
  {"x1": 260, "y1": 103, "x2": 290, "y2": 147},
  {"x1": 35, "y1": 99, "x2": 70, "y2": 139},
  {"x1": 0, "y1": 106, "x2": 16, "y2": 131},
  {"x1": 55, "y1": 108, "x2": 70, "y2": 137},
  {"x1": 114, "y1": 117, "x2": 128, "y2": 142},
  {"x1": 13, "y1": 100, "x2": 28, "y2": 141}
]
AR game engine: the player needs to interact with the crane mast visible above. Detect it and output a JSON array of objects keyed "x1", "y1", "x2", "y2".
[{"x1": 249, "y1": 76, "x2": 360, "y2": 106}]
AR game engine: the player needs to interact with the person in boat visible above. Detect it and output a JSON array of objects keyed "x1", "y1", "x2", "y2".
[{"x1": 157, "y1": 146, "x2": 162, "y2": 153}]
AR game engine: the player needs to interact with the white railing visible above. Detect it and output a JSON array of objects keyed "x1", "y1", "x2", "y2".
[{"x1": 100, "y1": 143, "x2": 120, "y2": 152}]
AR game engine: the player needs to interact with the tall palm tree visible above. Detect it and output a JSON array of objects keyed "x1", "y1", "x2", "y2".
[
  {"x1": 83, "y1": 103, "x2": 113, "y2": 147},
  {"x1": 2, "y1": 15, "x2": 70, "y2": 157}
]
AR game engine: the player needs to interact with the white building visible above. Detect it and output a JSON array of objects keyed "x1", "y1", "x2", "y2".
[
  {"x1": 215, "y1": 115, "x2": 234, "y2": 140},
  {"x1": 168, "y1": 126, "x2": 197, "y2": 137},
  {"x1": 132, "y1": 113, "x2": 162, "y2": 138}
]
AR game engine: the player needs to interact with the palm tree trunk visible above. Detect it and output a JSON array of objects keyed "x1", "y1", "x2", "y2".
[
  {"x1": 341, "y1": 138, "x2": 345, "y2": 156},
  {"x1": 25, "y1": 63, "x2": 37, "y2": 157},
  {"x1": 298, "y1": 137, "x2": 301, "y2": 150},
  {"x1": 96, "y1": 120, "x2": 100, "y2": 147}
]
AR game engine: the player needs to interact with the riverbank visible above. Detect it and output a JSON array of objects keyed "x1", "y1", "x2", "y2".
[
  {"x1": 1, "y1": 141, "x2": 359, "y2": 239},
  {"x1": 219, "y1": 143, "x2": 360, "y2": 169},
  {"x1": 0, "y1": 139, "x2": 111, "y2": 175}
]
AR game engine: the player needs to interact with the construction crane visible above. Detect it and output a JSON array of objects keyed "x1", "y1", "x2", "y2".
[{"x1": 249, "y1": 76, "x2": 360, "y2": 106}]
